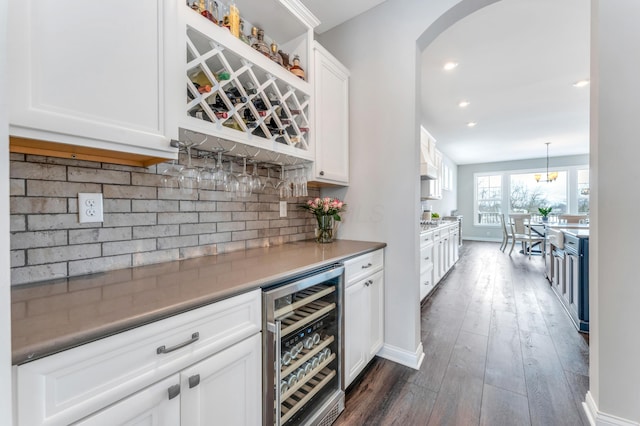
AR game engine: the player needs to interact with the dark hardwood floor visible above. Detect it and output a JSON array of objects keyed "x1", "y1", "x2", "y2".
[{"x1": 334, "y1": 241, "x2": 590, "y2": 426}]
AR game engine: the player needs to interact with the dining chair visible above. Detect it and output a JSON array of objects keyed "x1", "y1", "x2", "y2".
[
  {"x1": 508, "y1": 213, "x2": 545, "y2": 258},
  {"x1": 499, "y1": 213, "x2": 512, "y2": 252}
]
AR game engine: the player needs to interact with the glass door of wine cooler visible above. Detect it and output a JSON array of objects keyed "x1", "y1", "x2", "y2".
[{"x1": 263, "y1": 265, "x2": 344, "y2": 426}]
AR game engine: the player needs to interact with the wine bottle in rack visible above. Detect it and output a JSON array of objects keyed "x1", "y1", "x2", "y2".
[
  {"x1": 243, "y1": 81, "x2": 258, "y2": 95},
  {"x1": 267, "y1": 92, "x2": 281, "y2": 106},
  {"x1": 252, "y1": 98, "x2": 269, "y2": 116},
  {"x1": 225, "y1": 86, "x2": 248, "y2": 104},
  {"x1": 208, "y1": 94, "x2": 230, "y2": 113},
  {"x1": 288, "y1": 106, "x2": 302, "y2": 115},
  {"x1": 289, "y1": 55, "x2": 306, "y2": 80}
]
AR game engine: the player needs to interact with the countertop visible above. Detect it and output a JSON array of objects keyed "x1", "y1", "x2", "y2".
[
  {"x1": 11, "y1": 239, "x2": 385, "y2": 365},
  {"x1": 420, "y1": 220, "x2": 459, "y2": 233}
]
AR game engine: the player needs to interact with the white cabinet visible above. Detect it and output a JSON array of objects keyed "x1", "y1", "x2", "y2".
[
  {"x1": 14, "y1": 290, "x2": 261, "y2": 426},
  {"x1": 344, "y1": 249, "x2": 384, "y2": 387},
  {"x1": 311, "y1": 41, "x2": 350, "y2": 185},
  {"x1": 419, "y1": 223, "x2": 459, "y2": 300},
  {"x1": 419, "y1": 230, "x2": 435, "y2": 301},
  {"x1": 7, "y1": 0, "x2": 176, "y2": 162}
]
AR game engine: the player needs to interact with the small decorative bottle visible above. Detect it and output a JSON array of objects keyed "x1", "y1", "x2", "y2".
[
  {"x1": 270, "y1": 42, "x2": 284, "y2": 67},
  {"x1": 279, "y1": 50, "x2": 290, "y2": 69},
  {"x1": 248, "y1": 26, "x2": 259, "y2": 46},
  {"x1": 228, "y1": 3, "x2": 240, "y2": 38},
  {"x1": 251, "y1": 28, "x2": 271, "y2": 57},
  {"x1": 289, "y1": 55, "x2": 306, "y2": 80},
  {"x1": 239, "y1": 19, "x2": 250, "y2": 44}
]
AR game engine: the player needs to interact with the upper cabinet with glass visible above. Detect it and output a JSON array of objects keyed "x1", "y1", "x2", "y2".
[{"x1": 166, "y1": 0, "x2": 319, "y2": 162}]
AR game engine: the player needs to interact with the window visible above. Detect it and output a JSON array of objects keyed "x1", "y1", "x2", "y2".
[
  {"x1": 510, "y1": 171, "x2": 568, "y2": 215},
  {"x1": 476, "y1": 174, "x2": 502, "y2": 225},
  {"x1": 577, "y1": 169, "x2": 589, "y2": 213}
]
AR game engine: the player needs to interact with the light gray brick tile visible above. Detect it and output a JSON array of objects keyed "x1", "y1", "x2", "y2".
[
  {"x1": 69, "y1": 255, "x2": 132, "y2": 277},
  {"x1": 28, "y1": 244, "x2": 101, "y2": 265},
  {"x1": 180, "y1": 223, "x2": 216, "y2": 235},
  {"x1": 11, "y1": 230, "x2": 68, "y2": 249},
  {"x1": 269, "y1": 219, "x2": 290, "y2": 228},
  {"x1": 69, "y1": 227, "x2": 132, "y2": 244},
  {"x1": 258, "y1": 228, "x2": 281, "y2": 238},
  {"x1": 158, "y1": 212, "x2": 198, "y2": 224},
  {"x1": 216, "y1": 202, "x2": 246, "y2": 212},
  {"x1": 103, "y1": 213, "x2": 156, "y2": 227},
  {"x1": 10, "y1": 153, "x2": 25, "y2": 161},
  {"x1": 246, "y1": 202, "x2": 271, "y2": 212},
  {"x1": 179, "y1": 201, "x2": 196, "y2": 211},
  {"x1": 11, "y1": 262, "x2": 68, "y2": 285},
  {"x1": 185, "y1": 200, "x2": 217, "y2": 212},
  {"x1": 217, "y1": 240, "x2": 246, "y2": 254},
  {"x1": 132, "y1": 199, "x2": 179, "y2": 213},
  {"x1": 259, "y1": 211, "x2": 280, "y2": 220},
  {"x1": 157, "y1": 188, "x2": 198, "y2": 201},
  {"x1": 131, "y1": 171, "x2": 162, "y2": 187},
  {"x1": 10, "y1": 197, "x2": 67, "y2": 214},
  {"x1": 26, "y1": 155, "x2": 100, "y2": 168},
  {"x1": 133, "y1": 224, "x2": 179, "y2": 239},
  {"x1": 280, "y1": 227, "x2": 300, "y2": 236},
  {"x1": 199, "y1": 232, "x2": 231, "y2": 245},
  {"x1": 10, "y1": 162, "x2": 66, "y2": 180},
  {"x1": 27, "y1": 214, "x2": 96, "y2": 231},
  {"x1": 133, "y1": 249, "x2": 179, "y2": 267},
  {"x1": 158, "y1": 235, "x2": 199, "y2": 250},
  {"x1": 103, "y1": 239, "x2": 156, "y2": 256},
  {"x1": 290, "y1": 233, "x2": 313, "y2": 242},
  {"x1": 197, "y1": 190, "x2": 231, "y2": 201},
  {"x1": 258, "y1": 193, "x2": 280, "y2": 203},
  {"x1": 103, "y1": 185, "x2": 156, "y2": 199},
  {"x1": 246, "y1": 220, "x2": 270, "y2": 230},
  {"x1": 10, "y1": 179, "x2": 25, "y2": 196},
  {"x1": 199, "y1": 212, "x2": 232, "y2": 223},
  {"x1": 288, "y1": 218, "x2": 308, "y2": 226},
  {"x1": 180, "y1": 245, "x2": 216, "y2": 259},
  {"x1": 68, "y1": 167, "x2": 130, "y2": 185},
  {"x1": 217, "y1": 221, "x2": 245, "y2": 232},
  {"x1": 11, "y1": 215, "x2": 26, "y2": 232},
  {"x1": 104, "y1": 199, "x2": 132, "y2": 213},
  {"x1": 232, "y1": 212, "x2": 259, "y2": 221},
  {"x1": 27, "y1": 180, "x2": 102, "y2": 197},
  {"x1": 11, "y1": 250, "x2": 25, "y2": 267},
  {"x1": 232, "y1": 230, "x2": 258, "y2": 241},
  {"x1": 104, "y1": 163, "x2": 152, "y2": 173},
  {"x1": 68, "y1": 199, "x2": 77, "y2": 214},
  {"x1": 245, "y1": 238, "x2": 270, "y2": 249}
]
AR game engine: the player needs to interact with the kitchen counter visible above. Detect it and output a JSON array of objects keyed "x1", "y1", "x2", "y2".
[
  {"x1": 420, "y1": 220, "x2": 458, "y2": 233},
  {"x1": 11, "y1": 239, "x2": 385, "y2": 364}
]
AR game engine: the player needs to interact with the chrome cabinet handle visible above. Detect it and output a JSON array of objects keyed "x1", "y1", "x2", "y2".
[
  {"x1": 157, "y1": 332, "x2": 199, "y2": 355},
  {"x1": 189, "y1": 374, "x2": 200, "y2": 388},
  {"x1": 168, "y1": 384, "x2": 180, "y2": 400},
  {"x1": 424, "y1": 257, "x2": 430, "y2": 260},
  {"x1": 361, "y1": 262, "x2": 372, "y2": 269},
  {"x1": 319, "y1": 171, "x2": 325, "y2": 176},
  {"x1": 364, "y1": 279, "x2": 373, "y2": 286}
]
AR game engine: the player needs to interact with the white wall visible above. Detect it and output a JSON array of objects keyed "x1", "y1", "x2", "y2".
[
  {"x1": 0, "y1": 0, "x2": 14, "y2": 422},
  {"x1": 457, "y1": 154, "x2": 588, "y2": 241},
  {"x1": 587, "y1": 0, "x2": 640, "y2": 422}
]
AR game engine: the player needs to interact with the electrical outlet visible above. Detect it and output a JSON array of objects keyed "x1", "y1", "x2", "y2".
[
  {"x1": 78, "y1": 193, "x2": 104, "y2": 223},
  {"x1": 279, "y1": 201, "x2": 287, "y2": 217}
]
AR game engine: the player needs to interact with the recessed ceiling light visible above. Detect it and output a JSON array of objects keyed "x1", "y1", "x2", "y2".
[
  {"x1": 573, "y1": 79, "x2": 590, "y2": 88},
  {"x1": 443, "y1": 62, "x2": 458, "y2": 71},
  {"x1": 459, "y1": 100, "x2": 470, "y2": 108},
  {"x1": 467, "y1": 121, "x2": 477, "y2": 127}
]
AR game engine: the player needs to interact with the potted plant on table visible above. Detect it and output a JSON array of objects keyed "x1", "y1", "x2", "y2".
[
  {"x1": 538, "y1": 207, "x2": 552, "y2": 222},
  {"x1": 300, "y1": 197, "x2": 347, "y2": 243}
]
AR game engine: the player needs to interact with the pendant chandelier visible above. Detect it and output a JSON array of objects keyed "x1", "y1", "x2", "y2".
[{"x1": 534, "y1": 142, "x2": 558, "y2": 183}]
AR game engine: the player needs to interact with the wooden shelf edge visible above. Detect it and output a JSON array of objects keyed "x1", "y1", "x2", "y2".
[{"x1": 9, "y1": 137, "x2": 174, "y2": 168}]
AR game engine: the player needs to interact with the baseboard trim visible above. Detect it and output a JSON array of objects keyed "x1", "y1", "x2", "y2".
[
  {"x1": 377, "y1": 341, "x2": 424, "y2": 370},
  {"x1": 462, "y1": 236, "x2": 502, "y2": 243},
  {"x1": 583, "y1": 391, "x2": 640, "y2": 426}
]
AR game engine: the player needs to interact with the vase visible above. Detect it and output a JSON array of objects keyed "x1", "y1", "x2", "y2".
[{"x1": 315, "y1": 215, "x2": 334, "y2": 243}]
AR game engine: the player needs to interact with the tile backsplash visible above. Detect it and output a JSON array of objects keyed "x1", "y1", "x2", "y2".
[{"x1": 9, "y1": 153, "x2": 318, "y2": 285}]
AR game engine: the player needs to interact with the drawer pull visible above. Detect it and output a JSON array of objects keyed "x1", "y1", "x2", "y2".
[
  {"x1": 189, "y1": 374, "x2": 200, "y2": 389},
  {"x1": 364, "y1": 279, "x2": 373, "y2": 287},
  {"x1": 424, "y1": 257, "x2": 430, "y2": 261},
  {"x1": 168, "y1": 384, "x2": 181, "y2": 400},
  {"x1": 361, "y1": 262, "x2": 373, "y2": 269},
  {"x1": 157, "y1": 332, "x2": 200, "y2": 355}
]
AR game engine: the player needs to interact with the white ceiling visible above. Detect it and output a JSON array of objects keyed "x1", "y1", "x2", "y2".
[{"x1": 302, "y1": 0, "x2": 591, "y2": 166}]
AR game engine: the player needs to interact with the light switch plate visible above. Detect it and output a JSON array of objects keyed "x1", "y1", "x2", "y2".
[
  {"x1": 279, "y1": 201, "x2": 287, "y2": 217},
  {"x1": 78, "y1": 193, "x2": 104, "y2": 223}
]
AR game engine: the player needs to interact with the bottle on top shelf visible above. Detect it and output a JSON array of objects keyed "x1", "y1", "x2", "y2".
[
  {"x1": 279, "y1": 50, "x2": 291, "y2": 70},
  {"x1": 239, "y1": 19, "x2": 250, "y2": 45},
  {"x1": 289, "y1": 55, "x2": 306, "y2": 80},
  {"x1": 228, "y1": 4, "x2": 240, "y2": 38},
  {"x1": 251, "y1": 28, "x2": 271, "y2": 57},
  {"x1": 270, "y1": 42, "x2": 284, "y2": 67}
]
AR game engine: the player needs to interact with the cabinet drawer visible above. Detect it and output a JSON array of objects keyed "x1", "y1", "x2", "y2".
[
  {"x1": 15, "y1": 289, "x2": 261, "y2": 426},
  {"x1": 344, "y1": 249, "x2": 384, "y2": 284},
  {"x1": 420, "y1": 231, "x2": 434, "y2": 247},
  {"x1": 420, "y1": 245, "x2": 434, "y2": 273}
]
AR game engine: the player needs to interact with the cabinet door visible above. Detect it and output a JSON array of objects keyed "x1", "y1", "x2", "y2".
[
  {"x1": 8, "y1": 0, "x2": 174, "y2": 158},
  {"x1": 344, "y1": 279, "x2": 368, "y2": 387},
  {"x1": 312, "y1": 42, "x2": 350, "y2": 185},
  {"x1": 367, "y1": 270, "x2": 384, "y2": 358},
  {"x1": 433, "y1": 238, "x2": 442, "y2": 283},
  {"x1": 180, "y1": 333, "x2": 261, "y2": 426},
  {"x1": 74, "y1": 375, "x2": 180, "y2": 426}
]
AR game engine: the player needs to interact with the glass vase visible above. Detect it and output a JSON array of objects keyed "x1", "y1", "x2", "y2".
[{"x1": 315, "y1": 215, "x2": 334, "y2": 243}]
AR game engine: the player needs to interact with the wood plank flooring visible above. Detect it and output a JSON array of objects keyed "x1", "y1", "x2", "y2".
[{"x1": 334, "y1": 241, "x2": 590, "y2": 426}]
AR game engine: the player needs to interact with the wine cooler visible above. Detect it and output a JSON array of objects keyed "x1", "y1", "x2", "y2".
[{"x1": 263, "y1": 264, "x2": 345, "y2": 426}]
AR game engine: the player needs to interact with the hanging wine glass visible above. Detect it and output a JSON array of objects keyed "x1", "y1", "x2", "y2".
[
  {"x1": 179, "y1": 143, "x2": 200, "y2": 195},
  {"x1": 197, "y1": 152, "x2": 215, "y2": 191},
  {"x1": 280, "y1": 165, "x2": 292, "y2": 199},
  {"x1": 263, "y1": 164, "x2": 281, "y2": 192},
  {"x1": 236, "y1": 156, "x2": 252, "y2": 198},
  {"x1": 212, "y1": 150, "x2": 228, "y2": 190},
  {"x1": 249, "y1": 161, "x2": 263, "y2": 193},
  {"x1": 224, "y1": 159, "x2": 239, "y2": 198},
  {"x1": 160, "y1": 159, "x2": 181, "y2": 194}
]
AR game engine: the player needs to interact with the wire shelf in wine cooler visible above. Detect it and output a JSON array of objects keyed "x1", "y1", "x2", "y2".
[
  {"x1": 281, "y1": 334, "x2": 334, "y2": 377},
  {"x1": 280, "y1": 300, "x2": 336, "y2": 337},
  {"x1": 275, "y1": 284, "x2": 335, "y2": 318},
  {"x1": 281, "y1": 362, "x2": 337, "y2": 424}
]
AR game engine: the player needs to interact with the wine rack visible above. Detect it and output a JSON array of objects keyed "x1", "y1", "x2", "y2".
[{"x1": 182, "y1": 10, "x2": 313, "y2": 162}]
